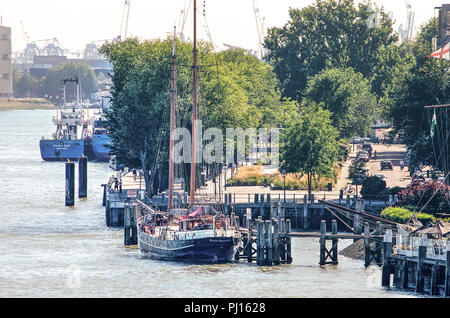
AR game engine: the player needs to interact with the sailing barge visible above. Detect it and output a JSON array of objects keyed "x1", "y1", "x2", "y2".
[
  {"x1": 137, "y1": 202, "x2": 240, "y2": 263},
  {"x1": 135, "y1": 1, "x2": 240, "y2": 264}
]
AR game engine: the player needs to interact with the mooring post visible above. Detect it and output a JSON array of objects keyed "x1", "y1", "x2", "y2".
[
  {"x1": 78, "y1": 156, "x2": 88, "y2": 198},
  {"x1": 400, "y1": 257, "x2": 408, "y2": 289},
  {"x1": 257, "y1": 217, "x2": 264, "y2": 266},
  {"x1": 105, "y1": 197, "x2": 111, "y2": 227},
  {"x1": 415, "y1": 235, "x2": 427, "y2": 293},
  {"x1": 346, "y1": 195, "x2": 351, "y2": 208},
  {"x1": 430, "y1": 262, "x2": 440, "y2": 296},
  {"x1": 375, "y1": 222, "x2": 382, "y2": 264},
  {"x1": 331, "y1": 219, "x2": 338, "y2": 264},
  {"x1": 272, "y1": 219, "x2": 280, "y2": 265},
  {"x1": 319, "y1": 220, "x2": 326, "y2": 266},
  {"x1": 102, "y1": 184, "x2": 107, "y2": 207},
  {"x1": 364, "y1": 222, "x2": 371, "y2": 267},
  {"x1": 445, "y1": 242, "x2": 450, "y2": 297},
  {"x1": 310, "y1": 194, "x2": 315, "y2": 205},
  {"x1": 65, "y1": 162, "x2": 75, "y2": 206},
  {"x1": 254, "y1": 193, "x2": 259, "y2": 204},
  {"x1": 285, "y1": 219, "x2": 292, "y2": 264},
  {"x1": 381, "y1": 229, "x2": 393, "y2": 287},
  {"x1": 265, "y1": 220, "x2": 273, "y2": 266},
  {"x1": 246, "y1": 215, "x2": 253, "y2": 263},
  {"x1": 124, "y1": 204, "x2": 137, "y2": 246},
  {"x1": 280, "y1": 219, "x2": 286, "y2": 262}
]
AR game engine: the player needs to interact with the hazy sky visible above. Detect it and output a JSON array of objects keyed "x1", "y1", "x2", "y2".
[{"x1": 0, "y1": 0, "x2": 446, "y2": 54}]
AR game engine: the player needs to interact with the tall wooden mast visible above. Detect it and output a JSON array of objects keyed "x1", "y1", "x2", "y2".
[
  {"x1": 190, "y1": 0, "x2": 198, "y2": 207},
  {"x1": 168, "y1": 26, "x2": 177, "y2": 211}
]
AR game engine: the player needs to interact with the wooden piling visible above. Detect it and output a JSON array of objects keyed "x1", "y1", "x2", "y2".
[
  {"x1": 124, "y1": 204, "x2": 137, "y2": 246},
  {"x1": 286, "y1": 219, "x2": 292, "y2": 264},
  {"x1": 319, "y1": 220, "x2": 326, "y2": 266},
  {"x1": 65, "y1": 162, "x2": 75, "y2": 206},
  {"x1": 78, "y1": 156, "x2": 88, "y2": 198},
  {"x1": 280, "y1": 219, "x2": 286, "y2": 262},
  {"x1": 257, "y1": 217, "x2": 264, "y2": 266},
  {"x1": 400, "y1": 258, "x2": 408, "y2": 289},
  {"x1": 102, "y1": 184, "x2": 107, "y2": 207},
  {"x1": 430, "y1": 262, "x2": 439, "y2": 296},
  {"x1": 272, "y1": 219, "x2": 280, "y2": 265},
  {"x1": 364, "y1": 222, "x2": 370, "y2": 267},
  {"x1": 415, "y1": 235, "x2": 427, "y2": 293},
  {"x1": 331, "y1": 220, "x2": 338, "y2": 264},
  {"x1": 246, "y1": 218, "x2": 253, "y2": 263},
  {"x1": 381, "y1": 229, "x2": 393, "y2": 287},
  {"x1": 265, "y1": 220, "x2": 273, "y2": 266}
]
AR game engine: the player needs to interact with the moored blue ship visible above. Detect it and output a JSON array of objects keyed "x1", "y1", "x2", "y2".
[
  {"x1": 90, "y1": 118, "x2": 112, "y2": 162},
  {"x1": 39, "y1": 77, "x2": 92, "y2": 162},
  {"x1": 40, "y1": 139, "x2": 85, "y2": 161}
]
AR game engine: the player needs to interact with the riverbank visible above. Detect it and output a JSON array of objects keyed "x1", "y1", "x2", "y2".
[{"x1": 0, "y1": 98, "x2": 55, "y2": 110}]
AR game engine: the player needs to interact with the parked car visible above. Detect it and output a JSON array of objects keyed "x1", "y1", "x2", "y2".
[
  {"x1": 374, "y1": 174, "x2": 387, "y2": 182},
  {"x1": 380, "y1": 161, "x2": 393, "y2": 170}
]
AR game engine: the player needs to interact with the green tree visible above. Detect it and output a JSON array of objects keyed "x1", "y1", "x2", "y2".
[
  {"x1": 12, "y1": 67, "x2": 39, "y2": 98},
  {"x1": 39, "y1": 62, "x2": 99, "y2": 104},
  {"x1": 304, "y1": 67, "x2": 379, "y2": 139},
  {"x1": 386, "y1": 17, "x2": 450, "y2": 171},
  {"x1": 347, "y1": 160, "x2": 368, "y2": 180},
  {"x1": 100, "y1": 39, "x2": 286, "y2": 195},
  {"x1": 280, "y1": 102, "x2": 339, "y2": 197},
  {"x1": 264, "y1": 0, "x2": 397, "y2": 102}
]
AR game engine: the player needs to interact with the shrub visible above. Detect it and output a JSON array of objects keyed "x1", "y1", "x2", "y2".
[
  {"x1": 380, "y1": 207, "x2": 435, "y2": 224},
  {"x1": 397, "y1": 181, "x2": 450, "y2": 215}
]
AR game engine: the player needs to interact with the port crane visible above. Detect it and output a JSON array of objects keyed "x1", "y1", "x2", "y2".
[
  {"x1": 252, "y1": 0, "x2": 266, "y2": 60},
  {"x1": 398, "y1": 0, "x2": 415, "y2": 42},
  {"x1": 119, "y1": 0, "x2": 131, "y2": 41}
]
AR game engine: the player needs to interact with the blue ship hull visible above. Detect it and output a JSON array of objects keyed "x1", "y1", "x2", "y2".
[
  {"x1": 138, "y1": 231, "x2": 237, "y2": 264},
  {"x1": 39, "y1": 139, "x2": 85, "y2": 161},
  {"x1": 91, "y1": 134, "x2": 112, "y2": 162}
]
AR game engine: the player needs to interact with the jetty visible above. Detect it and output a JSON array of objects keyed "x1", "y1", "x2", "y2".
[{"x1": 101, "y1": 170, "x2": 449, "y2": 297}]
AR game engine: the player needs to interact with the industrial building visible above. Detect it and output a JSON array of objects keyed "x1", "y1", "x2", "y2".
[{"x1": 0, "y1": 25, "x2": 12, "y2": 98}]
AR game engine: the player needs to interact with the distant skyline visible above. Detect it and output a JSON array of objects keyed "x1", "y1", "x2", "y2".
[{"x1": 0, "y1": 0, "x2": 446, "y2": 54}]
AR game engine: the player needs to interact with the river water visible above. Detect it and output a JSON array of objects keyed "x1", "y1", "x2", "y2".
[{"x1": 0, "y1": 110, "x2": 417, "y2": 298}]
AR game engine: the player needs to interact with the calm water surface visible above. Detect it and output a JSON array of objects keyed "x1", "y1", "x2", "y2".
[{"x1": 0, "y1": 110, "x2": 417, "y2": 298}]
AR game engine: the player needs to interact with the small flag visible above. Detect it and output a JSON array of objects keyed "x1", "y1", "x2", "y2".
[
  {"x1": 427, "y1": 43, "x2": 450, "y2": 60},
  {"x1": 430, "y1": 110, "x2": 437, "y2": 138}
]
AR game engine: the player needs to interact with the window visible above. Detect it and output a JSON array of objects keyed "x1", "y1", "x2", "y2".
[
  {"x1": 2, "y1": 73, "x2": 10, "y2": 80},
  {"x1": 1, "y1": 54, "x2": 9, "y2": 60}
]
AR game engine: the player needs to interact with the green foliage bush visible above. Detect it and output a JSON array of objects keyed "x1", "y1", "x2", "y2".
[{"x1": 380, "y1": 207, "x2": 435, "y2": 224}]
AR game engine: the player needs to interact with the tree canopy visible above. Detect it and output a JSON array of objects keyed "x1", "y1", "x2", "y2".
[
  {"x1": 280, "y1": 103, "x2": 339, "y2": 196},
  {"x1": 304, "y1": 67, "x2": 379, "y2": 139},
  {"x1": 264, "y1": 0, "x2": 397, "y2": 102},
  {"x1": 385, "y1": 17, "x2": 450, "y2": 171},
  {"x1": 100, "y1": 38, "x2": 291, "y2": 195}
]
